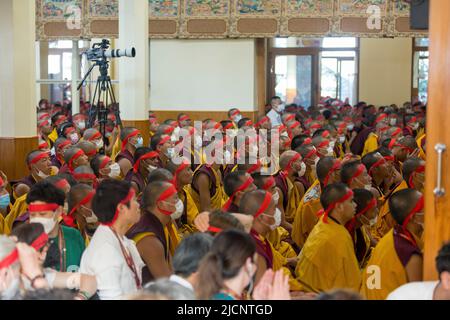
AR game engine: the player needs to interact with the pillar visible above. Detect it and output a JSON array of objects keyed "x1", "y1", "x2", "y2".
[
  {"x1": 118, "y1": 0, "x2": 149, "y2": 145},
  {"x1": 0, "y1": 0, "x2": 37, "y2": 180},
  {"x1": 71, "y1": 40, "x2": 80, "y2": 114}
]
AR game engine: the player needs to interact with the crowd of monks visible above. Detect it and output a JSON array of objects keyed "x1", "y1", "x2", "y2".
[{"x1": 0, "y1": 96, "x2": 436, "y2": 300}]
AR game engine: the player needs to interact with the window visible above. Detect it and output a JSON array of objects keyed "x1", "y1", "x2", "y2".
[
  {"x1": 412, "y1": 37, "x2": 429, "y2": 103},
  {"x1": 268, "y1": 37, "x2": 359, "y2": 107}
]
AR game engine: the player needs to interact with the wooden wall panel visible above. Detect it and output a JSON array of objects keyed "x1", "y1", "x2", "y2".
[
  {"x1": 0, "y1": 137, "x2": 38, "y2": 181},
  {"x1": 423, "y1": 0, "x2": 450, "y2": 281},
  {"x1": 151, "y1": 110, "x2": 258, "y2": 123}
]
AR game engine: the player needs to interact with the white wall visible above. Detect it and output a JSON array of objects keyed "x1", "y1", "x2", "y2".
[
  {"x1": 359, "y1": 38, "x2": 412, "y2": 107},
  {"x1": 149, "y1": 39, "x2": 256, "y2": 111}
]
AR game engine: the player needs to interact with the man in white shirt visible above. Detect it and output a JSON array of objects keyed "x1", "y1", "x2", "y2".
[
  {"x1": 169, "y1": 233, "x2": 213, "y2": 293},
  {"x1": 80, "y1": 179, "x2": 144, "y2": 300},
  {"x1": 387, "y1": 242, "x2": 450, "y2": 300},
  {"x1": 266, "y1": 96, "x2": 284, "y2": 128}
]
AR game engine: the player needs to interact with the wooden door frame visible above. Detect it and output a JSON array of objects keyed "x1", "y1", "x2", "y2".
[{"x1": 267, "y1": 47, "x2": 320, "y2": 108}]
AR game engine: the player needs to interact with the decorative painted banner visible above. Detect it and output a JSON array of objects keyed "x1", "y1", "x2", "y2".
[
  {"x1": 36, "y1": 0, "x2": 426, "y2": 39},
  {"x1": 89, "y1": 0, "x2": 119, "y2": 17},
  {"x1": 185, "y1": 0, "x2": 229, "y2": 16},
  {"x1": 41, "y1": 0, "x2": 82, "y2": 19},
  {"x1": 149, "y1": 0, "x2": 180, "y2": 17}
]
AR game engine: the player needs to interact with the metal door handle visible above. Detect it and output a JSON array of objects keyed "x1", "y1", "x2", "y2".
[{"x1": 434, "y1": 143, "x2": 446, "y2": 197}]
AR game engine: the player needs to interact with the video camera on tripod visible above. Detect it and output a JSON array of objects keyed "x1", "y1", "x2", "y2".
[
  {"x1": 84, "y1": 39, "x2": 136, "y2": 62},
  {"x1": 78, "y1": 39, "x2": 136, "y2": 155}
]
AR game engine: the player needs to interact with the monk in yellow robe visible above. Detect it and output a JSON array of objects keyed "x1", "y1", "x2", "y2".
[
  {"x1": 416, "y1": 133, "x2": 426, "y2": 161},
  {"x1": 239, "y1": 189, "x2": 302, "y2": 291},
  {"x1": 361, "y1": 189, "x2": 424, "y2": 300},
  {"x1": 375, "y1": 157, "x2": 424, "y2": 240},
  {"x1": 295, "y1": 183, "x2": 361, "y2": 293},
  {"x1": 292, "y1": 157, "x2": 342, "y2": 249}
]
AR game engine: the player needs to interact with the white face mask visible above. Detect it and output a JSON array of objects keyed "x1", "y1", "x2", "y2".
[
  {"x1": 171, "y1": 134, "x2": 178, "y2": 143},
  {"x1": 313, "y1": 157, "x2": 320, "y2": 167},
  {"x1": 108, "y1": 162, "x2": 121, "y2": 178},
  {"x1": 270, "y1": 208, "x2": 282, "y2": 230},
  {"x1": 63, "y1": 202, "x2": 69, "y2": 214},
  {"x1": 77, "y1": 121, "x2": 86, "y2": 130},
  {"x1": 171, "y1": 199, "x2": 184, "y2": 220},
  {"x1": 389, "y1": 118, "x2": 397, "y2": 126},
  {"x1": 339, "y1": 136, "x2": 346, "y2": 144},
  {"x1": 166, "y1": 147, "x2": 175, "y2": 158},
  {"x1": 360, "y1": 214, "x2": 377, "y2": 227},
  {"x1": 70, "y1": 133, "x2": 79, "y2": 144},
  {"x1": 194, "y1": 135, "x2": 203, "y2": 149},
  {"x1": 347, "y1": 124, "x2": 355, "y2": 131},
  {"x1": 37, "y1": 169, "x2": 50, "y2": 179},
  {"x1": 30, "y1": 213, "x2": 57, "y2": 234},
  {"x1": 326, "y1": 147, "x2": 334, "y2": 157},
  {"x1": 134, "y1": 137, "x2": 144, "y2": 148},
  {"x1": 298, "y1": 162, "x2": 307, "y2": 177},
  {"x1": 272, "y1": 190, "x2": 280, "y2": 204},
  {"x1": 147, "y1": 164, "x2": 158, "y2": 173},
  {"x1": 330, "y1": 140, "x2": 336, "y2": 149},
  {"x1": 364, "y1": 184, "x2": 372, "y2": 191},
  {"x1": 95, "y1": 139, "x2": 104, "y2": 150},
  {"x1": 411, "y1": 123, "x2": 419, "y2": 131},
  {"x1": 50, "y1": 147, "x2": 56, "y2": 157},
  {"x1": 234, "y1": 115, "x2": 243, "y2": 123},
  {"x1": 280, "y1": 131, "x2": 289, "y2": 138}
]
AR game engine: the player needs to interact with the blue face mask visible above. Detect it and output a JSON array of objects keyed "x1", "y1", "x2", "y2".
[
  {"x1": 0, "y1": 193, "x2": 10, "y2": 209},
  {"x1": 134, "y1": 137, "x2": 144, "y2": 148}
]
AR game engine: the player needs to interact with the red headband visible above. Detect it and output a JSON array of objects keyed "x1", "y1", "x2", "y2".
[
  {"x1": 223, "y1": 176, "x2": 254, "y2": 210},
  {"x1": 409, "y1": 165, "x2": 425, "y2": 189},
  {"x1": 207, "y1": 226, "x2": 223, "y2": 234},
  {"x1": 391, "y1": 128, "x2": 402, "y2": 137},
  {"x1": 283, "y1": 153, "x2": 301, "y2": 174},
  {"x1": 87, "y1": 131, "x2": 102, "y2": 141},
  {"x1": 323, "y1": 160, "x2": 342, "y2": 186},
  {"x1": 38, "y1": 120, "x2": 50, "y2": 128},
  {"x1": 65, "y1": 127, "x2": 76, "y2": 135},
  {"x1": 230, "y1": 110, "x2": 240, "y2": 118},
  {"x1": 0, "y1": 176, "x2": 4, "y2": 187},
  {"x1": 278, "y1": 125, "x2": 287, "y2": 133},
  {"x1": 100, "y1": 156, "x2": 112, "y2": 170},
  {"x1": 29, "y1": 152, "x2": 50, "y2": 166},
  {"x1": 247, "y1": 161, "x2": 262, "y2": 175},
  {"x1": 54, "y1": 179, "x2": 69, "y2": 190},
  {"x1": 384, "y1": 155, "x2": 395, "y2": 162},
  {"x1": 102, "y1": 188, "x2": 135, "y2": 226},
  {"x1": 0, "y1": 232, "x2": 49, "y2": 270},
  {"x1": 310, "y1": 123, "x2": 322, "y2": 130},
  {"x1": 262, "y1": 176, "x2": 276, "y2": 191},
  {"x1": 289, "y1": 121, "x2": 301, "y2": 131},
  {"x1": 402, "y1": 195, "x2": 424, "y2": 228},
  {"x1": 285, "y1": 114, "x2": 295, "y2": 122},
  {"x1": 158, "y1": 135, "x2": 171, "y2": 146},
  {"x1": 321, "y1": 130, "x2": 330, "y2": 138},
  {"x1": 39, "y1": 113, "x2": 50, "y2": 120},
  {"x1": 348, "y1": 164, "x2": 365, "y2": 186},
  {"x1": 256, "y1": 117, "x2": 269, "y2": 128},
  {"x1": 244, "y1": 120, "x2": 253, "y2": 127},
  {"x1": 356, "y1": 198, "x2": 377, "y2": 219},
  {"x1": 58, "y1": 140, "x2": 72, "y2": 151},
  {"x1": 173, "y1": 161, "x2": 190, "y2": 188},
  {"x1": 133, "y1": 151, "x2": 159, "y2": 173},
  {"x1": 376, "y1": 114, "x2": 387, "y2": 123},
  {"x1": 158, "y1": 185, "x2": 178, "y2": 202},
  {"x1": 68, "y1": 150, "x2": 85, "y2": 172},
  {"x1": 317, "y1": 189, "x2": 354, "y2": 224},
  {"x1": 388, "y1": 139, "x2": 397, "y2": 150},
  {"x1": 28, "y1": 203, "x2": 59, "y2": 213},
  {"x1": 302, "y1": 138, "x2": 312, "y2": 146},
  {"x1": 254, "y1": 192, "x2": 273, "y2": 218},
  {"x1": 64, "y1": 190, "x2": 96, "y2": 227},
  {"x1": 38, "y1": 141, "x2": 49, "y2": 150},
  {"x1": 408, "y1": 116, "x2": 418, "y2": 124},
  {"x1": 73, "y1": 173, "x2": 97, "y2": 181},
  {"x1": 223, "y1": 122, "x2": 234, "y2": 130},
  {"x1": 304, "y1": 119, "x2": 313, "y2": 125},
  {"x1": 317, "y1": 140, "x2": 330, "y2": 149},
  {"x1": 304, "y1": 148, "x2": 317, "y2": 160},
  {"x1": 122, "y1": 130, "x2": 139, "y2": 151},
  {"x1": 163, "y1": 126, "x2": 175, "y2": 135},
  {"x1": 368, "y1": 157, "x2": 386, "y2": 176},
  {"x1": 179, "y1": 115, "x2": 190, "y2": 122},
  {"x1": 85, "y1": 149, "x2": 97, "y2": 157}
]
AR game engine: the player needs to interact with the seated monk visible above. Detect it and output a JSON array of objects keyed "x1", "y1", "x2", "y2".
[
  {"x1": 361, "y1": 189, "x2": 424, "y2": 300},
  {"x1": 291, "y1": 156, "x2": 342, "y2": 249},
  {"x1": 126, "y1": 182, "x2": 182, "y2": 283},
  {"x1": 295, "y1": 183, "x2": 361, "y2": 293}
]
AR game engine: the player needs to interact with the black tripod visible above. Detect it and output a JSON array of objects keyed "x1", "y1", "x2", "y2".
[{"x1": 77, "y1": 57, "x2": 122, "y2": 155}]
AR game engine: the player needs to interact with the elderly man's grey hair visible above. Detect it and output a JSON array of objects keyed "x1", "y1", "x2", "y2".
[{"x1": 143, "y1": 279, "x2": 196, "y2": 300}]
